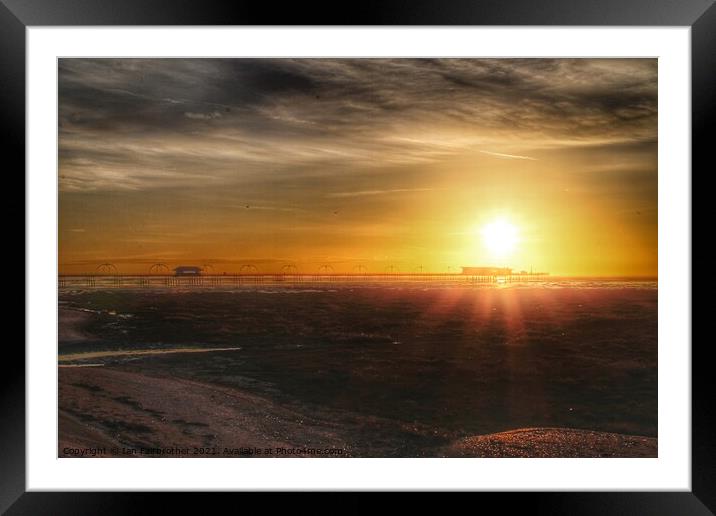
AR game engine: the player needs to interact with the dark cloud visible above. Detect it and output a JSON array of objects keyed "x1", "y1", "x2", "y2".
[{"x1": 58, "y1": 58, "x2": 657, "y2": 192}]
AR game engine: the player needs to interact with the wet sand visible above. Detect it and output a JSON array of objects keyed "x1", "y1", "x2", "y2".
[{"x1": 58, "y1": 308, "x2": 95, "y2": 344}]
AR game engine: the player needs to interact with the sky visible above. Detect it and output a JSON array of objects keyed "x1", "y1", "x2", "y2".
[{"x1": 58, "y1": 58, "x2": 657, "y2": 276}]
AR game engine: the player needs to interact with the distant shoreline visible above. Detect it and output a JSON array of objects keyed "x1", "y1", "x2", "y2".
[{"x1": 58, "y1": 273, "x2": 657, "y2": 280}]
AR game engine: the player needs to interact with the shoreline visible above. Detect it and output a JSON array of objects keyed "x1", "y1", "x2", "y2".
[{"x1": 59, "y1": 346, "x2": 242, "y2": 363}]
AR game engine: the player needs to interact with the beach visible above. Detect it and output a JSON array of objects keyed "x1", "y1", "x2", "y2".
[{"x1": 58, "y1": 284, "x2": 658, "y2": 458}]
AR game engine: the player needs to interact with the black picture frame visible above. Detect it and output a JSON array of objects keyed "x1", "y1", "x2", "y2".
[{"x1": 3, "y1": 0, "x2": 709, "y2": 512}]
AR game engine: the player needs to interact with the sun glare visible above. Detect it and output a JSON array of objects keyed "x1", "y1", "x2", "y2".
[{"x1": 481, "y1": 219, "x2": 519, "y2": 259}]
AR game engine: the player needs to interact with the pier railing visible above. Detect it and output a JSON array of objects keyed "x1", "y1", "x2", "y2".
[{"x1": 58, "y1": 273, "x2": 549, "y2": 289}]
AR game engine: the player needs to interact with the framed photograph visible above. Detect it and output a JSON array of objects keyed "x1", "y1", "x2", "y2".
[{"x1": 5, "y1": 0, "x2": 710, "y2": 511}]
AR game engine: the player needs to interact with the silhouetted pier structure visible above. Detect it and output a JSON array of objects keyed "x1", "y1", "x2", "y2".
[{"x1": 58, "y1": 272, "x2": 549, "y2": 289}]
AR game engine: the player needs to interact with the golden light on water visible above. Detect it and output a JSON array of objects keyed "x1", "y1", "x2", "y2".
[{"x1": 481, "y1": 219, "x2": 520, "y2": 260}]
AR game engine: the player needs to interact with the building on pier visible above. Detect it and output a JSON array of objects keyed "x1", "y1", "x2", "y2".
[{"x1": 173, "y1": 266, "x2": 203, "y2": 276}]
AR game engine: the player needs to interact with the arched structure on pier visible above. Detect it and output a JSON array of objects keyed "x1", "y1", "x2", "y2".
[
  {"x1": 95, "y1": 263, "x2": 118, "y2": 274},
  {"x1": 149, "y1": 263, "x2": 169, "y2": 274},
  {"x1": 353, "y1": 264, "x2": 367, "y2": 274},
  {"x1": 239, "y1": 264, "x2": 258, "y2": 274},
  {"x1": 281, "y1": 264, "x2": 298, "y2": 274},
  {"x1": 318, "y1": 264, "x2": 334, "y2": 274}
]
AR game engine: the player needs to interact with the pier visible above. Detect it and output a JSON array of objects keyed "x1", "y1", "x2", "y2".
[{"x1": 58, "y1": 272, "x2": 549, "y2": 289}]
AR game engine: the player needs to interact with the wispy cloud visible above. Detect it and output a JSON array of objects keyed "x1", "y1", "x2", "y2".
[
  {"x1": 59, "y1": 58, "x2": 656, "y2": 193},
  {"x1": 326, "y1": 188, "x2": 434, "y2": 198},
  {"x1": 479, "y1": 150, "x2": 537, "y2": 161},
  {"x1": 184, "y1": 111, "x2": 223, "y2": 120}
]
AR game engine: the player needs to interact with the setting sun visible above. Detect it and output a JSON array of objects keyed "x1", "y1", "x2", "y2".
[
  {"x1": 481, "y1": 219, "x2": 519, "y2": 259},
  {"x1": 58, "y1": 58, "x2": 657, "y2": 277}
]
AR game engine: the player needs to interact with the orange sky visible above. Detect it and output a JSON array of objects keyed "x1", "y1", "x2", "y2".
[{"x1": 59, "y1": 59, "x2": 657, "y2": 276}]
